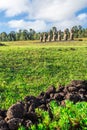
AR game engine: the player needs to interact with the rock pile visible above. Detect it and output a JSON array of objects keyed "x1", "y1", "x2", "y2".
[{"x1": 0, "y1": 80, "x2": 87, "y2": 130}]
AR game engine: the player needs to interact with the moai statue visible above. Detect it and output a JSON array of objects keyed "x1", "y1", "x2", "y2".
[
  {"x1": 43, "y1": 33, "x2": 46, "y2": 42},
  {"x1": 40, "y1": 34, "x2": 43, "y2": 42},
  {"x1": 70, "y1": 29, "x2": 74, "y2": 40},
  {"x1": 52, "y1": 32, "x2": 56, "y2": 42},
  {"x1": 57, "y1": 30, "x2": 61, "y2": 41},
  {"x1": 64, "y1": 29, "x2": 68, "y2": 41},
  {"x1": 47, "y1": 32, "x2": 51, "y2": 42}
]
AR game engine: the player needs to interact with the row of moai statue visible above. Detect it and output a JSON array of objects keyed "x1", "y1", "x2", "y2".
[{"x1": 40, "y1": 29, "x2": 74, "y2": 42}]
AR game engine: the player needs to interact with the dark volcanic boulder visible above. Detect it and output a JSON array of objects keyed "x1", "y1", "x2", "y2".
[
  {"x1": 24, "y1": 96, "x2": 36, "y2": 103},
  {"x1": 6, "y1": 102, "x2": 24, "y2": 120},
  {"x1": 0, "y1": 110, "x2": 7, "y2": 118},
  {"x1": 7, "y1": 118, "x2": 23, "y2": 130},
  {"x1": 24, "y1": 112, "x2": 38, "y2": 124},
  {"x1": 56, "y1": 85, "x2": 64, "y2": 93},
  {"x1": 0, "y1": 116, "x2": 3, "y2": 121},
  {"x1": 79, "y1": 88, "x2": 86, "y2": 94},
  {"x1": 24, "y1": 120, "x2": 32, "y2": 128},
  {"x1": 71, "y1": 80, "x2": 85, "y2": 85},
  {"x1": 38, "y1": 104, "x2": 47, "y2": 110},
  {"x1": 65, "y1": 93, "x2": 81, "y2": 103},
  {"x1": 67, "y1": 86, "x2": 78, "y2": 92},
  {"x1": 54, "y1": 93, "x2": 64, "y2": 101},
  {"x1": 0, "y1": 120, "x2": 9, "y2": 130},
  {"x1": 28, "y1": 103, "x2": 35, "y2": 112},
  {"x1": 46, "y1": 85, "x2": 56, "y2": 94}
]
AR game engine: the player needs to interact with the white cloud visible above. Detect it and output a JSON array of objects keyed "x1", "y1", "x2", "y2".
[
  {"x1": 29, "y1": 0, "x2": 87, "y2": 22},
  {"x1": 0, "y1": 0, "x2": 87, "y2": 31},
  {"x1": 76, "y1": 13, "x2": 87, "y2": 27},
  {"x1": 8, "y1": 20, "x2": 47, "y2": 32},
  {"x1": 0, "y1": 0, "x2": 30, "y2": 17},
  {"x1": 77, "y1": 13, "x2": 87, "y2": 20}
]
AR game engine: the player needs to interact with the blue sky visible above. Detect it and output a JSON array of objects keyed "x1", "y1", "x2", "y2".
[{"x1": 0, "y1": 0, "x2": 87, "y2": 33}]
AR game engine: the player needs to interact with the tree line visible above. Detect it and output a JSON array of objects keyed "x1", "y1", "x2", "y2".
[
  {"x1": 0, "y1": 29, "x2": 40, "y2": 41},
  {"x1": 0, "y1": 25, "x2": 87, "y2": 41}
]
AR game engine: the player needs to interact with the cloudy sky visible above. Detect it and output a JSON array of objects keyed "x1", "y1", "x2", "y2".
[{"x1": 0, "y1": 0, "x2": 87, "y2": 33}]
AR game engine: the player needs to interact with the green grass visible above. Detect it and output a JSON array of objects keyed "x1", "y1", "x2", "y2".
[
  {"x1": 31, "y1": 100, "x2": 87, "y2": 130},
  {"x1": 18, "y1": 100, "x2": 87, "y2": 130},
  {"x1": 0, "y1": 41, "x2": 87, "y2": 109},
  {"x1": 2, "y1": 39, "x2": 87, "y2": 47}
]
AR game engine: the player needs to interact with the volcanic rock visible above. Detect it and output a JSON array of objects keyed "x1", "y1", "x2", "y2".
[
  {"x1": 0, "y1": 120, "x2": 9, "y2": 130},
  {"x1": 46, "y1": 85, "x2": 56, "y2": 94},
  {"x1": 7, "y1": 118, "x2": 23, "y2": 130},
  {"x1": 6, "y1": 102, "x2": 24, "y2": 120}
]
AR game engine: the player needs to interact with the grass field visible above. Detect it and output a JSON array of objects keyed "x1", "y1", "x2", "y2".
[
  {"x1": 2, "y1": 39, "x2": 87, "y2": 47},
  {"x1": 0, "y1": 40, "x2": 87, "y2": 109}
]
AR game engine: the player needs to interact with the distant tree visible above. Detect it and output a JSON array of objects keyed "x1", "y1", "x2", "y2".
[
  {"x1": 72, "y1": 25, "x2": 83, "y2": 38},
  {"x1": 8, "y1": 31, "x2": 16, "y2": 41},
  {"x1": 84, "y1": 28, "x2": 87, "y2": 37},
  {"x1": 16, "y1": 32, "x2": 20, "y2": 41},
  {"x1": 78, "y1": 25, "x2": 82, "y2": 30},
  {"x1": 80, "y1": 29, "x2": 85, "y2": 38},
  {"x1": 52, "y1": 26, "x2": 57, "y2": 33},
  {"x1": 23, "y1": 30, "x2": 29, "y2": 40},
  {"x1": 0, "y1": 32, "x2": 7, "y2": 41},
  {"x1": 29, "y1": 29, "x2": 36, "y2": 40},
  {"x1": 78, "y1": 25, "x2": 83, "y2": 38},
  {"x1": 72, "y1": 26, "x2": 79, "y2": 38},
  {"x1": 33, "y1": 33, "x2": 40, "y2": 40},
  {"x1": 19, "y1": 31, "x2": 25, "y2": 41},
  {"x1": 19, "y1": 30, "x2": 29, "y2": 40}
]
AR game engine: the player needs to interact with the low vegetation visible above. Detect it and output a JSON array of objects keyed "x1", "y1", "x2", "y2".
[
  {"x1": 0, "y1": 41, "x2": 87, "y2": 109},
  {"x1": 0, "y1": 79, "x2": 87, "y2": 130},
  {"x1": 27, "y1": 101, "x2": 87, "y2": 130},
  {"x1": 0, "y1": 41, "x2": 87, "y2": 130}
]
